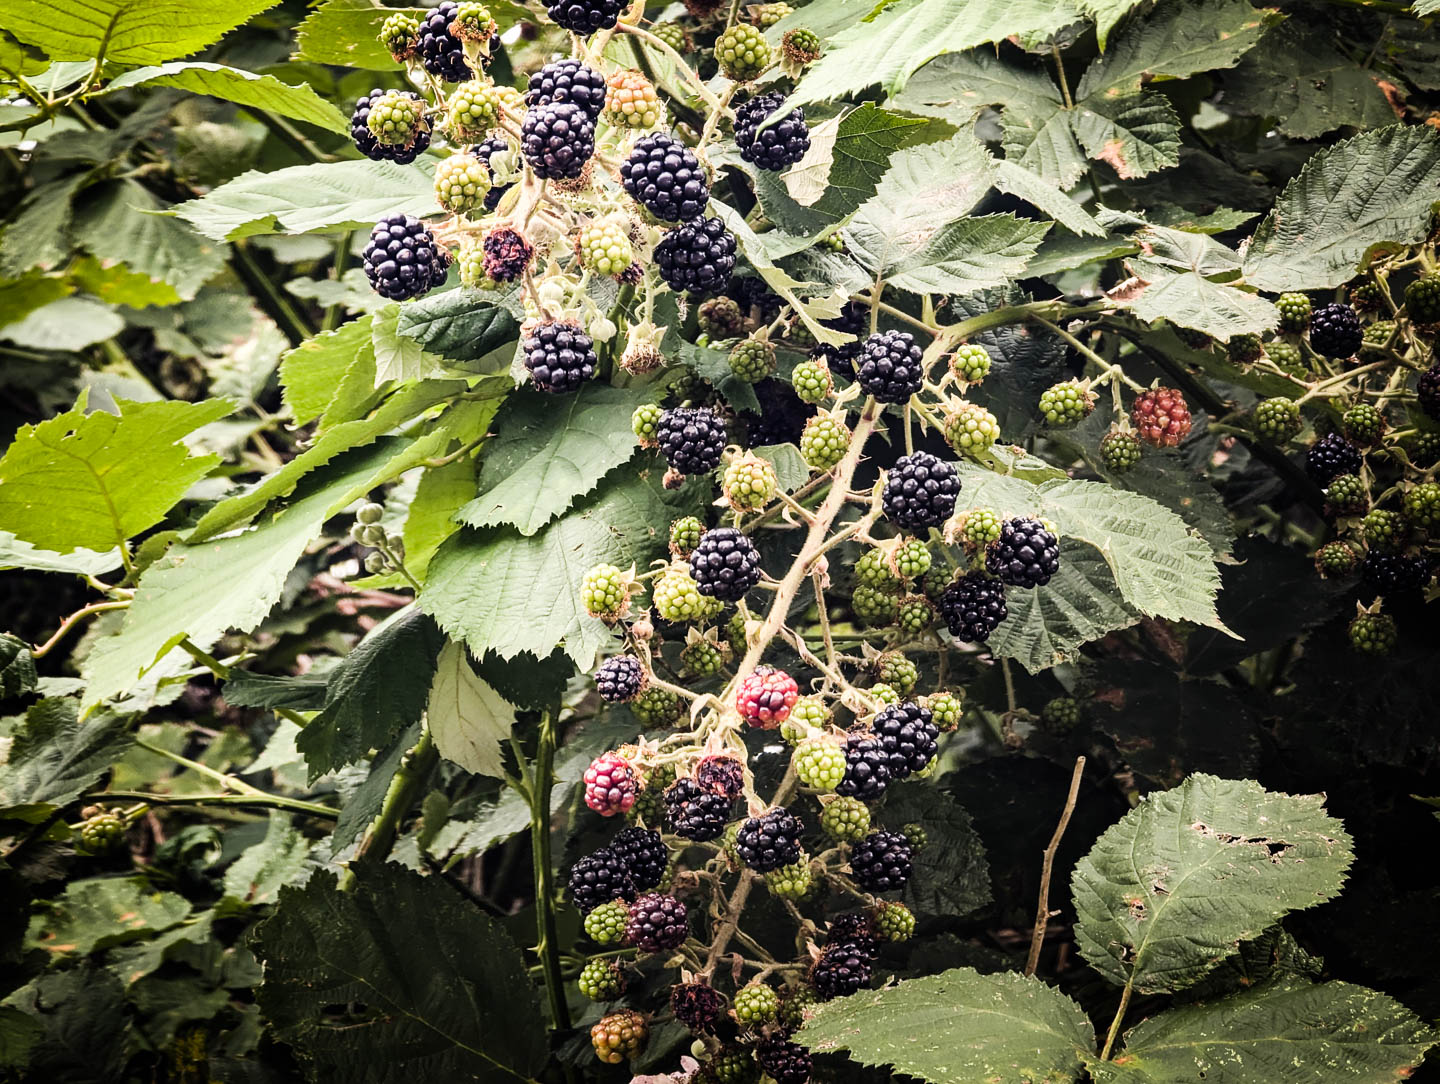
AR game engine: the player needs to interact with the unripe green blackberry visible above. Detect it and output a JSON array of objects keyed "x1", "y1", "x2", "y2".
[
  {"x1": 900, "y1": 823, "x2": 927, "y2": 851},
  {"x1": 457, "y1": 240, "x2": 493, "y2": 290},
  {"x1": 874, "y1": 652, "x2": 917, "y2": 695},
  {"x1": 681, "y1": 637, "x2": 728, "y2": 677},
  {"x1": 1314, "y1": 541, "x2": 1359, "y2": 578},
  {"x1": 722, "y1": 454, "x2": 778, "y2": 510},
  {"x1": 794, "y1": 738, "x2": 846, "y2": 791},
  {"x1": 1325, "y1": 474, "x2": 1368, "y2": 515},
  {"x1": 633, "y1": 403, "x2": 663, "y2": 446},
  {"x1": 1407, "y1": 431, "x2": 1440, "y2": 465},
  {"x1": 959, "y1": 507, "x2": 1003, "y2": 550},
  {"x1": 1350, "y1": 282, "x2": 1384, "y2": 313},
  {"x1": 1403, "y1": 482, "x2": 1440, "y2": 531},
  {"x1": 778, "y1": 986, "x2": 817, "y2": 1033},
  {"x1": 367, "y1": 89, "x2": 428, "y2": 146},
  {"x1": 1264, "y1": 339, "x2": 1306, "y2": 376},
  {"x1": 945, "y1": 402, "x2": 1000, "y2": 455},
  {"x1": 356, "y1": 502, "x2": 384, "y2": 525},
  {"x1": 786, "y1": 319, "x2": 817, "y2": 348},
  {"x1": 701, "y1": 1046, "x2": 758, "y2": 1084},
  {"x1": 632, "y1": 687, "x2": 684, "y2": 727},
  {"x1": 76, "y1": 810, "x2": 126, "y2": 853},
  {"x1": 800, "y1": 415, "x2": 849, "y2": 471},
  {"x1": 379, "y1": 12, "x2": 420, "y2": 61},
  {"x1": 1275, "y1": 292, "x2": 1311, "y2": 332},
  {"x1": 434, "y1": 151, "x2": 490, "y2": 214},
  {"x1": 578, "y1": 220, "x2": 634, "y2": 276},
  {"x1": 1342, "y1": 403, "x2": 1385, "y2": 445},
  {"x1": 752, "y1": 1, "x2": 794, "y2": 26},
  {"x1": 1042, "y1": 696, "x2": 1082, "y2": 733},
  {"x1": 869, "y1": 682, "x2": 901, "y2": 706},
  {"x1": 892, "y1": 539, "x2": 931, "y2": 581},
  {"x1": 582, "y1": 563, "x2": 632, "y2": 620},
  {"x1": 714, "y1": 24, "x2": 771, "y2": 79},
  {"x1": 1226, "y1": 333, "x2": 1263, "y2": 365},
  {"x1": 1405, "y1": 272, "x2": 1440, "y2": 325},
  {"x1": 791, "y1": 359, "x2": 832, "y2": 404},
  {"x1": 873, "y1": 901, "x2": 915, "y2": 942},
  {"x1": 1254, "y1": 397, "x2": 1302, "y2": 442},
  {"x1": 765, "y1": 856, "x2": 813, "y2": 900},
  {"x1": 650, "y1": 21, "x2": 689, "y2": 52},
  {"x1": 1362, "y1": 508, "x2": 1406, "y2": 551},
  {"x1": 1349, "y1": 611, "x2": 1397, "y2": 656},
  {"x1": 1362, "y1": 320, "x2": 1397, "y2": 350},
  {"x1": 579, "y1": 958, "x2": 626, "y2": 1001},
  {"x1": 817, "y1": 234, "x2": 843, "y2": 253},
  {"x1": 592, "y1": 1009, "x2": 648, "y2": 1064},
  {"x1": 950, "y1": 343, "x2": 991, "y2": 384},
  {"x1": 445, "y1": 81, "x2": 509, "y2": 142},
  {"x1": 698, "y1": 296, "x2": 744, "y2": 340},
  {"x1": 855, "y1": 546, "x2": 900, "y2": 590},
  {"x1": 1038, "y1": 379, "x2": 1096, "y2": 427},
  {"x1": 782, "y1": 27, "x2": 822, "y2": 68},
  {"x1": 851, "y1": 583, "x2": 899, "y2": 626},
  {"x1": 726, "y1": 609, "x2": 749, "y2": 656},
  {"x1": 781, "y1": 695, "x2": 830, "y2": 743},
  {"x1": 821, "y1": 796, "x2": 870, "y2": 842},
  {"x1": 604, "y1": 69, "x2": 663, "y2": 130},
  {"x1": 669, "y1": 516, "x2": 704, "y2": 557},
  {"x1": 451, "y1": 2, "x2": 497, "y2": 42},
  {"x1": 1099, "y1": 427, "x2": 1143, "y2": 472},
  {"x1": 897, "y1": 594, "x2": 936, "y2": 635},
  {"x1": 733, "y1": 983, "x2": 779, "y2": 1026},
  {"x1": 632, "y1": 762, "x2": 675, "y2": 825},
  {"x1": 729, "y1": 338, "x2": 776, "y2": 382},
  {"x1": 584, "y1": 900, "x2": 631, "y2": 944},
  {"x1": 921, "y1": 690, "x2": 963, "y2": 731},
  {"x1": 654, "y1": 568, "x2": 707, "y2": 622}
]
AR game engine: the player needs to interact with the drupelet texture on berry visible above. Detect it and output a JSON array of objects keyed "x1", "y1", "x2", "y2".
[
  {"x1": 987, "y1": 517, "x2": 1060, "y2": 588},
  {"x1": 569, "y1": 850, "x2": 636, "y2": 913},
  {"x1": 655, "y1": 216, "x2": 737, "y2": 294},
  {"x1": 835, "y1": 734, "x2": 892, "y2": 801},
  {"x1": 521, "y1": 102, "x2": 595, "y2": 179},
  {"x1": 547, "y1": 0, "x2": 623, "y2": 32},
  {"x1": 525, "y1": 58, "x2": 607, "y2": 118},
  {"x1": 1305, "y1": 432, "x2": 1363, "y2": 485},
  {"x1": 657, "y1": 408, "x2": 727, "y2": 474},
  {"x1": 522, "y1": 322, "x2": 597, "y2": 393},
  {"x1": 810, "y1": 943, "x2": 873, "y2": 1000},
  {"x1": 671, "y1": 982, "x2": 724, "y2": 1033},
  {"x1": 735, "y1": 665, "x2": 800, "y2": 727},
  {"x1": 736, "y1": 808, "x2": 803, "y2": 872},
  {"x1": 1360, "y1": 551, "x2": 1430, "y2": 595},
  {"x1": 625, "y1": 892, "x2": 688, "y2": 952},
  {"x1": 363, "y1": 214, "x2": 450, "y2": 301},
  {"x1": 471, "y1": 136, "x2": 516, "y2": 210},
  {"x1": 849, "y1": 829, "x2": 913, "y2": 892},
  {"x1": 611, "y1": 825, "x2": 667, "y2": 889},
  {"x1": 872, "y1": 701, "x2": 939, "y2": 778},
  {"x1": 584, "y1": 752, "x2": 638, "y2": 816},
  {"x1": 881, "y1": 451, "x2": 960, "y2": 530},
  {"x1": 1131, "y1": 387, "x2": 1192, "y2": 447},
  {"x1": 734, "y1": 92, "x2": 810, "y2": 170},
  {"x1": 417, "y1": 2, "x2": 470, "y2": 80},
  {"x1": 1309, "y1": 302, "x2": 1363, "y2": 359},
  {"x1": 690, "y1": 527, "x2": 762, "y2": 601},
  {"x1": 856, "y1": 329, "x2": 925, "y2": 403},
  {"x1": 755, "y1": 1037, "x2": 811, "y2": 1084},
  {"x1": 939, "y1": 572, "x2": 1008, "y2": 642},
  {"x1": 1418, "y1": 364, "x2": 1440, "y2": 420},
  {"x1": 620, "y1": 133, "x2": 710, "y2": 222},
  {"x1": 664, "y1": 778, "x2": 732, "y2": 840},
  {"x1": 695, "y1": 755, "x2": 745, "y2": 800},
  {"x1": 352, "y1": 89, "x2": 431, "y2": 162}
]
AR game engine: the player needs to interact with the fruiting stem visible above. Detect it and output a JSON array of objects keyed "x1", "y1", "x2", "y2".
[
  {"x1": 1025, "y1": 755, "x2": 1086, "y2": 977},
  {"x1": 31, "y1": 600, "x2": 130, "y2": 658},
  {"x1": 133, "y1": 736, "x2": 269, "y2": 798},
  {"x1": 530, "y1": 710, "x2": 572, "y2": 1030},
  {"x1": 351, "y1": 727, "x2": 437, "y2": 871},
  {"x1": 97, "y1": 789, "x2": 338, "y2": 820}
]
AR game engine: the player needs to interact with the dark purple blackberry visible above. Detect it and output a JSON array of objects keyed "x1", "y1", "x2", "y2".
[
  {"x1": 986, "y1": 517, "x2": 1060, "y2": 589},
  {"x1": 664, "y1": 778, "x2": 731, "y2": 840},
  {"x1": 871, "y1": 701, "x2": 939, "y2": 779},
  {"x1": 756, "y1": 1037, "x2": 812, "y2": 1084},
  {"x1": 835, "y1": 735, "x2": 891, "y2": 801},
  {"x1": 1419, "y1": 364, "x2": 1440, "y2": 420},
  {"x1": 1306, "y1": 432, "x2": 1363, "y2": 485},
  {"x1": 546, "y1": 0, "x2": 623, "y2": 33},
  {"x1": 826, "y1": 912, "x2": 877, "y2": 952},
  {"x1": 655, "y1": 216, "x2": 736, "y2": 295},
  {"x1": 856, "y1": 329, "x2": 925, "y2": 403},
  {"x1": 418, "y1": 2, "x2": 469, "y2": 81},
  {"x1": 735, "y1": 808, "x2": 803, "y2": 872},
  {"x1": 362, "y1": 214, "x2": 450, "y2": 301},
  {"x1": 810, "y1": 944, "x2": 873, "y2": 1000},
  {"x1": 690, "y1": 527, "x2": 762, "y2": 602},
  {"x1": 813, "y1": 301, "x2": 867, "y2": 374},
  {"x1": 1309, "y1": 302, "x2": 1363, "y2": 359},
  {"x1": 881, "y1": 451, "x2": 960, "y2": 530},
  {"x1": 1360, "y1": 550, "x2": 1430, "y2": 595},
  {"x1": 482, "y1": 227, "x2": 532, "y2": 283},
  {"x1": 939, "y1": 572, "x2": 1008, "y2": 642},
  {"x1": 849, "y1": 829, "x2": 913, "y2": 893},
  {"x1": 611, "y1": 825, "x2": 668, "y2": 889},
  {"x1": 625, "y1": 892, "x2": 689, "y2": 952},
  {"x1": 596, "y1": 655, "x2": 645, "y2": 703},
  {"x1": 694, "y1": 754, "x2": 745, "y2": 800},
  {"x1": 620, "y1": 133, "x2": 711, "y2": 222},
  {"x1": 734, "y1": 92, "x2": 810, "y2": 171},
  {"x1": 525, "y1": 58, "x2": 607, "y2": 119},
  {"x1": 472, "y1": 136, "x2": 515, "y2": 212},
  {"x1": 522, "y1": 322, "x2": 597, "y2": 393},
  {"x1": 657, "y1": 407, "x2": 727, "y2": 474},
  {"x1": 351, "y1": 89, "x2": 430, "y2": 162},
  {"x1": 671, "y1": 982, "x2": 724, "y2": 1033},
  {"x1": 569, "y1": 849, "x2": 636, "y2": 913},
  {"x1": 742, "y1": 379, "x2": 814, "y2": 446},
  {"x1": 728, "y1": 275, "x2": 782, "y2": 324},
  {"x1": 520, "y1": 101, "x2": 595, "y2": 180}
]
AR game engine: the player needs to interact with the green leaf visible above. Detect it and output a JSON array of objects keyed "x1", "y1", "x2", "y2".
[
  {"x1": 72, "y1": 179, "x2": 228, "y2": 300},
  {"x1": 294, "y1": 0, "x2": 422, "y2": 69},
  {"x1": 1092, "y1": 980, "x2": 1440, "y2": 1084},
  {"x1": 459, "y1": 385, "x2": 644, "y2": 536},
  {"x1": 0, "y1": 1006, "x2": 41, "y2": 1069},
  {"x1": 254, "y1": 862, "x2": 547, "y2": 1082},
  {"x1": 1071, "y1": 774, "x2": 1354, "y2": 994},
  {"x1": 1, "y1": 968, "x2": 128, "y2": 1078},
  {"x1": 0, "y1": 0, "x2": 280, "y2": 65},
  {"x1": 221, "y1": 670, "x2": 328, "y2": 711},
  {"x1": 0, "y1": 269, "x2": 73, "y2": 318},
  {"x1": 372, "y1": 300, "x2": 441, "y2": 384},
  {"x1": 1075, "y1": 0, "x2": 1145, "y2": 48},
  {"x1": 1121, "y1": 263, "x2": 1279, "y2": 338},
  {"x1": 331, "y1": 727, "x2": 415, "y2": 853},
  {"x1": 0, "y1": 392, "x2": 232, "y2": 554},
  {"x1": 754, "y1": 443, "x2": 810, "y2": 494},
  {"x1": 1242, "y1": 125, "x2": 1440, "y2": 292},
  {"x1": 0, "y1": 296, "x2": 122, "y2": 351},
  {"x1": 892, "y1": 51, "x2": 1060, "y2": 129},
  {"x1": 0, "y1": 698, "x2": 131, "y2": 821},
  {"x1": 28, "y1": 876, "x2": 190, "y2": 957},
  {"x1": 888, "y1": 213, "x2": 1051, "y2": 294},
  {"x1": 392, "y1": 455, "x2": 476, "y2": 584},
  {"x1": 396, "y1": 287, "x2": 522, "y2": 366},
  {"x1": 882, "y1": 787, "x2": 991, "y2": 918},
  {"x1": 220, "y1": 813, "x2": 311, "y2": 910},
  {"x1": 993, "y1": 160, "x2": 1105, "y2": 237},
  {"x1": 426, "y1": 641, "x2": 513, "y2": 778},
  {"x1": 101, "y1": 62, "x2": 348, "y2": 133},
  {"x1": 0, "y1": 634, "x2": 37, "y2": 701},
  {"x1": 1070, "y1": 93, "x2": 1181, "y2": 180},
  {"x1": 277, "y1": 315, "x2": 379, "y2": 426},
  {"x1": 173, "y1": 159, "x2": 438, "y2": 243},
  {"x1": 798, "y1": 967, "x2": 1094, "y2": 1083}
]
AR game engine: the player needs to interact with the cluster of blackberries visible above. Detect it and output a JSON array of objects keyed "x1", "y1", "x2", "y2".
[
  {"x1": 362, "y1": 214, "x2": 451, "y2": 301},
  {"x1": 689, "y1": 527, "x2": 762, "y2": 601},
  {"x1": 836, "y1": 734, "x2": 891, "y2": 800},
  {"x1": 735, "y1": 807, "x2": 803, "y2": 872},
  {"x1": 856, "y1": 329, "x2": 925, "y2": 403},
  {"x1": 664, "y1": 777, "x2": 733, "y2": 840},
  {"x1": 351, "y1": 89, "x2": 430, "y2": 162},
  {"x1": 522, "y1": 322, "x2": 597, "y2": 393},
  {"x1": 734, "y1": 92, "x2": 811, "y2": 171},
  {"x1": 882, "y1": 452, "x2": 960, "y2": 530},
  {"x1": 568, "y1": 826, "x2": 668, "y2": 914},
  {"x1": 620, "y1": 133, "x2": 711, "y2": 222},
  {"x1": 546, "y1": 0, "x2": 623, "y2": 33},
  {"x1": 655, "y1": 216, "x2": 736, "y2": 295},
  {"x1": 657, "y1": 407, "x2": 727, "y2": 474},
  {"x1": 418, "y1": 2, "x2": 470, "y2": 81}
]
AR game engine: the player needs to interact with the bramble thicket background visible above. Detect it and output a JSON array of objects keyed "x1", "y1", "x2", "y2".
[{"x1": 3, "y1": 0, "x2": 1440, "y2": 1082}]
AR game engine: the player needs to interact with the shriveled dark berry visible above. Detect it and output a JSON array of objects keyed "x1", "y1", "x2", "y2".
[
  {"x1": 694, "y1": 754, "x2": 745, "y2": 800},
  {"x1": 671, "y1": 982, "x2": 725, "y2": 1033}
]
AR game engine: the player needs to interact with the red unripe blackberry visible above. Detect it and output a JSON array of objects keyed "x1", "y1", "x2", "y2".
[
  {"x1": 584, "y1": 751, "x2": 638, "y2": 816},
  {"x1": 1131, "y1": 387, "x2": 1192, "y2": 447},
  {"x1": 736, "y1": 665, "x2": 800, "y2": 727}
]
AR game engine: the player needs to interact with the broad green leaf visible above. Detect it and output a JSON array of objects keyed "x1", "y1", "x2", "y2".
[
  {"x1": 0, "y1": 0, "x2": 280, "y2": 65},
  {"x1": 173, "y1": 159, "x2": 439, "y2": 243},
  {"x1": 882, "y1": 788, "x2": 991, "y2": 918},
  {"x1": 221, "y1": 670, "x2": 328, "y2": 711},
  {"x1": 254, "y1": 862, "x2": 547, "y2": 1082},
  {"x1": 1003, "y1": 101, "x2": 1089, "y2": 189},
  {"x1": 1071, "y1": 774, "x2": 1354, "y2": 993},
  {"x1": 0, "y1": 698, "x2": 132, "y2": 821},
  {"x1": 1243, "y1": 125, "x2": 1440, "y2": 292},
  {"x1": 0, "y1": 296, "x2": 122, "y2": 351},
  {"x1": 426, "y1": 641, "x2": 513, "y2": 778},
  {"x1": 102, "y1": 63, "x2": 348, "y2": 133},
  {"x1": 396, "y1": 289, "x2": 521, "y2": 368},
  {"x1": 459, "y1": 385, "x2": 645, "y2": 536},
  {"x1": 0, "y1": 392, "x2": 231, "y2": 554},
  {"x1": 0, "y1": 271, "x2": 73, "y2": 320},
  {"x1": 67, "y1": 254, "x2": 183, "y2": 308},
  {"x1": 1092, "y1": 980, "x2": 1440, "y2": 1084},
  {"x1": 71, "y1": 179, "x2": 228, "y2": 300},
  {"x1": 754, "y1": 443, "x2": 810, "y2": 494},
  {"x1": 331, "y1": 727, "x2": 415, "y2": 853},
  {"x1": 993, "y1": 160, "x2": 1105, "y2": 237},
  {"x1": 1070, "y1": 93, "x2": 1181, "y2": 180},
  {"x1": 892, "y1": 50, "x2": 1061, "y2": 129},
  {"x1": 220, "y1": 814, "x2": 312, "y2": 910},
  {"x1": 294, "y1": 0, "x2": 423, "y2": 69},
  {"x1": 1, "y1": 968, "x2": 128, "y2": 1078},
  {"x1": 888, "y1": 214, "x2": 1051, "y2": 294},
  {"x1": 0, "y1": 1006, "x2": 41, "y2": 1069},
  {"x1": 1075, "y1": 0, "x2": 1145, "y2": 48},
  {"x1": 277, "y1": 315, "x2": 379, "y2": 426},
  {"x1": 798, "y1": 967, "x2": 1094, "y2": 1083},
  {"x1": 1122, "y1": 263, "x2": 1279, "y2": 338},
  {"x1": 0, "y1": 634, "x2": 37, "y2": 701},
  {"x1": 27, "y1": 877, "x2": 190, "y2": 957},
  {"x1": 1026, "y1": 234, "x2": 1138, "y2": 278}
]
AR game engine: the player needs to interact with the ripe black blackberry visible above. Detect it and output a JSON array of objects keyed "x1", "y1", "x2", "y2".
[
  {"x1": 986, "y1": 517, "x2": 1060, "y2": 588},
  {"x1": 939, "y1": 572, "x2": 1008, "y2": 642},
  {"x1": 664, "y1": 778, "x2": 731, "y2": 840},
  {"x1": 522, "y1": 322, "x2": 597, "y2": 393},
  {"x1": 756, "y1": 1037, "x2": 812, "y2": 1084},
  {"x1": 835, "y1": 734, "x2": 891, "y2": 801},
  {"x1": 620, "y1": 133, "x2": 711, "y2": 222},
  {"x1": 1305, "y1": 432, "x2": 1363, "y2": 485},
  {"x1": 742, "y1": 378, "x2": 814, "y2": 446},
  {"x1": 625, "y1": 892, "x2": 689, "y2": 952},
  {"x1": 1360, "y1": 551, "x2": 1430, "y2": 595},
  {"x1": 520, "y1": 102, "x2": 595, "y2": 180},
  {"x1": 472, "y1": 136, "x2": 515, "y2": 211},
  {"x1": 525, "y1": 58, "x2": 607, "y2": 119},
  {"x1": 734, "y1": 92, "x2": 810, "y2": 171},
  {"x1": 655, "y1": 216, "x2": 736, "y2": 295},
  {"x1": 418, "y1": 2, "x2": 469, "y2": 81},
  {"x1": 362, "y1": 214, "x2": 451, "y2": 301},
  {"x1": 1308, "y1": 302, "x2": 1363, "y2": 359},
  {"x1": 671, "y1": 982, "x2": 724, "y2": 1033},
  {"x1": 695, "y1": 754, "x2": 745, "y2": 800},
  {"x1": 827, "y1": 912, "x2": 878, "y2": 953},
  {"x1": 689, "y1": 527, "x2": 762, "y2": 601},
  {"x1": 872, "y1": 701, "x2": 939, "y2": 779},
  {"x1": 596, "y1": 655, "x2": 646, "y2": 703},
  {"x1": 856, "y1": 329, "x2": 925, "y2": 403},
  {"x1": 736, "y1": 808, "x2": 803, "y2": 872},
  {"x1": 351, "y1": 89, "x2": 430, "y2": 162},
  {"x1": 850, "y1": 829, "x2": 913, "y2": 893},
  {"x1": 547, "y1": 0, "x2": 624, "y2": 32},
  {"x1": 881, "y1": 451, "x2": 960, "y2": 530},
  {"x1": 611, "y1": 825, "x2": 667, "y2": 889},
  {"x1": 657, "y1": 407, "x2": 727, "y2": 474},
  {"x1": 569, "y1": 849, "x2": 636, "y2": 913},
  {"x1": 810, "y1": 943, "x2": 873, "y2": 1000},
  {"x1": 1418, "y1": 364, "x2": 1440, "y2": 420}
]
